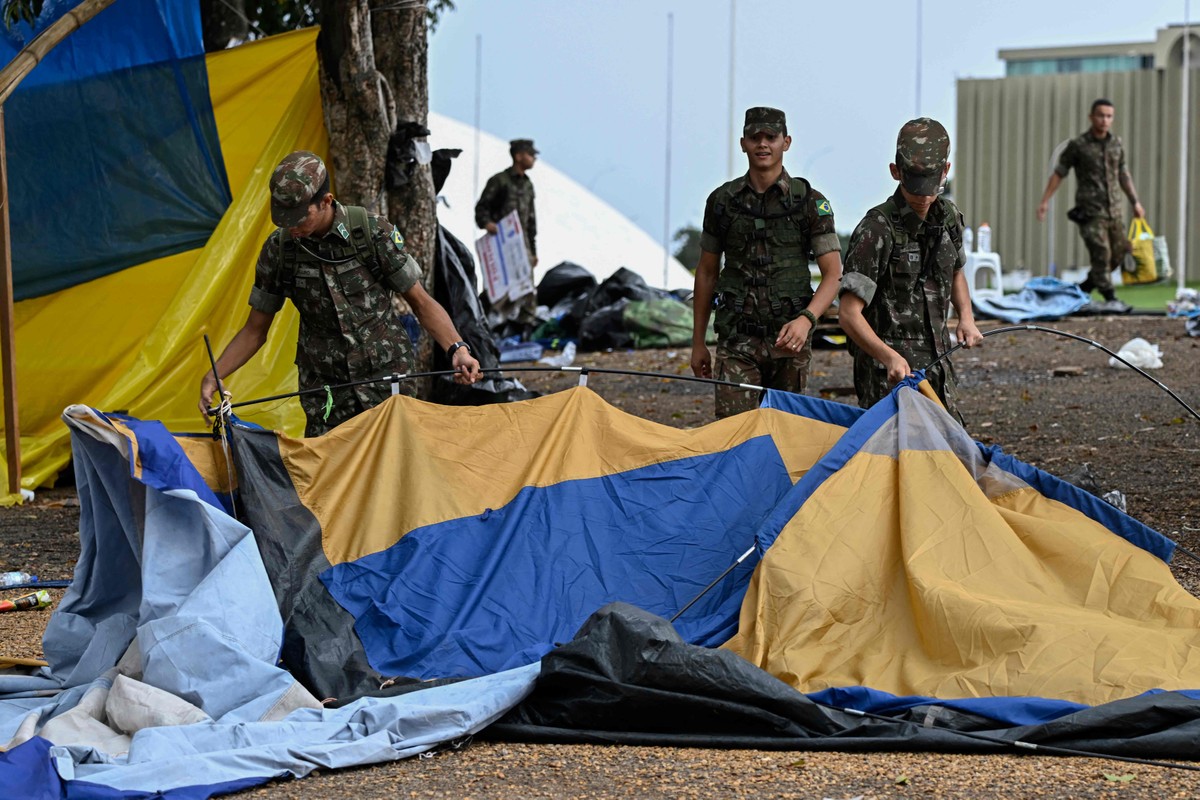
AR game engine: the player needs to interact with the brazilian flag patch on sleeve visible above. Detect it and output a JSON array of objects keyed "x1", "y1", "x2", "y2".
[
  {"x1": 392, "y1": 229, "x2": 405, "y2": 249},
  {"x1": 815, "y1": 198, "x2": 833, "y2": 217}
]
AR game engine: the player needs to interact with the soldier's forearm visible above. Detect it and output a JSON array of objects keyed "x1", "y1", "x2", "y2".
[
  {"x1": 807, "y1": 252, "x2": 843, "y2": 318},
  {"x1": 1039, "y1": 173, "x2": 1062, "y2": 205},
  {"x1": 1119, "y1": 173, "x2": 1139, "y2": 204}
]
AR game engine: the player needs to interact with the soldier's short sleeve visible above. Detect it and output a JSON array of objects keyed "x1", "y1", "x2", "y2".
[
  {"x1": 1053, "y1": 140, "x2": 1076, "y2": 177},
  {"x1": 839, "y1": 212, "x2": 891, "y2": 307},
  {"x1": 372, "y1": 215, "x2": 421, "y2": 294},
  {"x1": 248, "y1": 233, "x2": 286, "y2": 314},
  {"x1": 951, "y1": 207, "x2": 967, "y2": 270},
  {"x1": 699, "y1": 188, "x2": 724, "y2": 254},
  {"x1": 806, "y1": 187, "x2": 840, "y2": 258}
]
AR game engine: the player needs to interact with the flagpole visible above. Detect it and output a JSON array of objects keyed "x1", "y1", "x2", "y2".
[
  {"x1": 1178, "y1": 2, "x2": 1191, "y2": 293},
  {"x1": 663, "y1": 12, "x2": 674, "y2": 288}
]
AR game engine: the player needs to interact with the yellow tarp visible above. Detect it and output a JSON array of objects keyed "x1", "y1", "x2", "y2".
[
  {"x1": 2, "y1": 30, "x2": 325, "y2": 502},
  {"x1": 725, "y1": 389, "x2": 1200, "y2": 707}
]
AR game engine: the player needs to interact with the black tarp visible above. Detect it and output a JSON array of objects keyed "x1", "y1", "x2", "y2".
[
  {"x1": 430, "y1": 149, "x2": 532, "y2": 404},
  {"x1": 489, "y1": 603, "x2": 1200, "y2": 757}
]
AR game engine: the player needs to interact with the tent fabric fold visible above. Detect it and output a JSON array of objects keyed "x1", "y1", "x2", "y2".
[
  {"x1": 6, "y1": 379, "x2": 1200, "y2": 797},
  {"x1": 727, "y1": 380, "x2": 1200, "y2": 708}
]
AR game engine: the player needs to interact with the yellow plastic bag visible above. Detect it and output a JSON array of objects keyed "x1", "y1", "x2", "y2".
[{"x1": 1125, "y1": 218, "x2": 1158, "y2": 285}]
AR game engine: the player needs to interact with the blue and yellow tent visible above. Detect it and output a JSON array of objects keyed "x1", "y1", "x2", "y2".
[
  {"x1": 2, "y1": 0, "x2": 321, "y2": 502},
  {"x1": 4, "y1": 382, "x2": 1200, "y2": 797}
]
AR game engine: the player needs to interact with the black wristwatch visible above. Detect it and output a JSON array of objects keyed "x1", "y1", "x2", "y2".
[{"x1": 446, "y1": 341, "x2": 471, "y2": 359}]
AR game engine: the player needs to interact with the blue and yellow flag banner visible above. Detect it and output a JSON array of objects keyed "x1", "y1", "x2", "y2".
[{"x1": 2, "y1": 0, "x2": 230, "y2": 300}]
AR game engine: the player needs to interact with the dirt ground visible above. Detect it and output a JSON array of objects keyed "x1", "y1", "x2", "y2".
[{"x1": 2, "y1": 314, "x2": 1200, "y2": 798}]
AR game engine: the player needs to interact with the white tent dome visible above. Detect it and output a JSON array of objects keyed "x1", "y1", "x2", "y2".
[{"x1": 430, "y1": 112, "x2": 694, "y2": 292}]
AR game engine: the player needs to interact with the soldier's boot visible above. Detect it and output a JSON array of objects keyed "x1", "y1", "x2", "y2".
[{"x1": 1078, "y1": 276, "x2": 1095, "y2": 295}]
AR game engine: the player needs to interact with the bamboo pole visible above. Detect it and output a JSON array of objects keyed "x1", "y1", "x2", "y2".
[
  {"x1": 0, "y1": 107, "x2": 16, "y2": 494},
  {"x1": 0, "y1": 0, "x2": 115, "y2": 105}
]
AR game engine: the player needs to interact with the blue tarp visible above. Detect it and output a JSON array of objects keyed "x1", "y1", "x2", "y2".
[
  {"x1": 972, "y1": 276, "x2": 1090, "y2": 323},
  {"x1": 1, "y1": 0, "x2": 230, "y2": 299}
]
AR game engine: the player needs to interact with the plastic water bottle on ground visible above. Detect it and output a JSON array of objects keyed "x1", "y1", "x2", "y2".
[
  {"x1": 0, "y1": 571, "x2": 32, "y2": 587},
  {"x1": 963, "y1": 226, "x2": 974, "y2": 254},
  {"x1": 977, "y1": 222, "x2": 991, "y2": 253}
]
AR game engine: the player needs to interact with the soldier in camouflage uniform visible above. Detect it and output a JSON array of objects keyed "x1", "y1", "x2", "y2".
[
  {"x1": 198, "y1": 150, "x2": 481, "y2": 437},
  {"x1": 1037, "y1": 99, "x2": 1144, "y2": 312},
  {"x1": 475, "y1": 138, "x2": 538, "y2": 266},
  {"x1": 839, "y1": 118, "x2": 983, "y2": 419},
  {"x1": 691, "y1": 107, "x2": 843, "y2": 418}
]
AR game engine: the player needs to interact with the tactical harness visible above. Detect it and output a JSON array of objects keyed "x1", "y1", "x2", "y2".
[
  {"x1": 712, "y1": 177, "x2": 816, "y2": 338},
  {"x1": 275, "y1": 205, "x2": 406, "y2": 298},
  {"x1": 859, "y1": 195, "x2": 960, "y2": 354}
]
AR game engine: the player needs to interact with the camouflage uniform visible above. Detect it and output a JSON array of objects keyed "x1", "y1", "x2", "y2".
[
  {"x1": 840, "y1": 118, "x2": 966, "y2": 418},
  {"x1": 254, "y1": 152, "x2": 422, "y2": 437},
  {"x1": 1054, "y1": 129, "x2": 1133, "y2": 295},
  {"x1": 475, "y1": 139, "x2": 538, "y2": 260},
  {"x1": 700, "y1": 108, "x2": 840, "y2": 418}
]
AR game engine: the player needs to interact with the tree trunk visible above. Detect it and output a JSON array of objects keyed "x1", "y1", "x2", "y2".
[
  {"x1": 316, "y1": 0, "x2": 391, "y2": 212},
  {"x1": 371, "y1": 2, "x2": 438, "y2": 387}
]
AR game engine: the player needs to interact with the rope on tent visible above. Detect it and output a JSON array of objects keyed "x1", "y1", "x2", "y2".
[
  {"x1": 829, "y1": 703, "x2": 1200, "y2": 773},
  {"x1": 203, "y1": 334, "x2": 239, "y2": 522}
]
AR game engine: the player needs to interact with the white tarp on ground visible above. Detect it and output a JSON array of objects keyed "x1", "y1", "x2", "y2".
[{"x1": 431, "y1": 112, "x2": 695, "y2": 292}]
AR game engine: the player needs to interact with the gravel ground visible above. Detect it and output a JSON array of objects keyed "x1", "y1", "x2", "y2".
[{"x1": 2, "y1": 314, "x2": 1200, "y2": 798}]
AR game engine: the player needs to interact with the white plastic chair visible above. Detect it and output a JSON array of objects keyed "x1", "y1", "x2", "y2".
[{"x1": 963, "y1": 251, "x2": 1003, "y2": 301}]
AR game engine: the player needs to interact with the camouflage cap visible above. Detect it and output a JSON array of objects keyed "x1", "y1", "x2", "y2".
[
  {"x1": 510, "y1": 138, "x2": 539, "y2": 155},
  {"x1": 743, "y1": 106, "x2": 786, "y2": 136},
  {"x1": 895, "y1": 117, "x2": 949, "y2": 196},
  {"x1": 269, "y1": 150, "x2": 328, "y2": 227}
]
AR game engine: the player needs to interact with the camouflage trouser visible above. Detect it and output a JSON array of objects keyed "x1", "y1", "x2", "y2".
[
  {"x1": 714, "y1": 332, "x2": 813, "y2": 419},
  {"x1": 299, "y1": 367, "x2": 417, "y2": 437},
  {"x1": 1078, "y1": 216, "x2": 1128, "y2": 295},
  {"x1": 851, "y1": 342, "x2": 961, "y2": 423}
]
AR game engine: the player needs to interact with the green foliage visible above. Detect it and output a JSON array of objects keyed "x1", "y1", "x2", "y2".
[
  {"x1": 672, "y1": 225, "x2": 702, "y2": 272},
  {"x1": 2, "y1": 0, "x2": 45, "y2": 29},
  {"x1": 243, "y1": 1, "x2": 454, "y2": 39},
  {"x1": 246, "y1": 1, "x2": 319, "y2": 37}
]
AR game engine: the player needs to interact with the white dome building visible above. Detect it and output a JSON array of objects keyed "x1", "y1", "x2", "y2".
[{"x1": 430, "y1": 113, "x2": 694, "y2": 292}]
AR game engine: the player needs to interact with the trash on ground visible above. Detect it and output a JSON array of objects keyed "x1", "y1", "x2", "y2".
[
  {"x1": 537, "y1": 341, "x2": 577, "y2": 368},
  {"x1": 0, "y1": 589, "x2": 51, "y2": 613},
  {"x1": 1108, "y1": 337, "x2": 1162, "y2": 369}
]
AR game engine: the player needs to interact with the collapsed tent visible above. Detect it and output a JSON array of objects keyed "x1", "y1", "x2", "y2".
[{"x1": 4, "y1": 378, "x2": 1200, "y2": 796}]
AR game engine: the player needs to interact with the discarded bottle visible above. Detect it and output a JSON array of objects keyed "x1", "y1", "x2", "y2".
[
  {"x1": 977, "y1": 222, "x2": 992, "y2": 253},
  {"x1": 963, "y1": 226, "x2": 974, "y2": 253},
  {"x1": 0, "y1": 589, "x2": 51, "y2": 613},
  {"x1": 0, "y1": 571, "x2": 32, "y2": 588}
]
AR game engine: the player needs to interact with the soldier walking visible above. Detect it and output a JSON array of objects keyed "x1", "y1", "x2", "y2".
[
  {"x1": 838, "y1": 118, "x2": 983, "y2": 420},
  {"x1": 690, "y1": 107, "x2": 843, "y2": 418},
  {"x1": 1036, "y1": 99, "x2": 1144, "y2": 312}
]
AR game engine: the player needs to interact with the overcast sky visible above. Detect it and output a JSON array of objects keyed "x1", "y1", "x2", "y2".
[{"x1": 428, "y1": 0, "x2": 1189, "y2": 254}]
